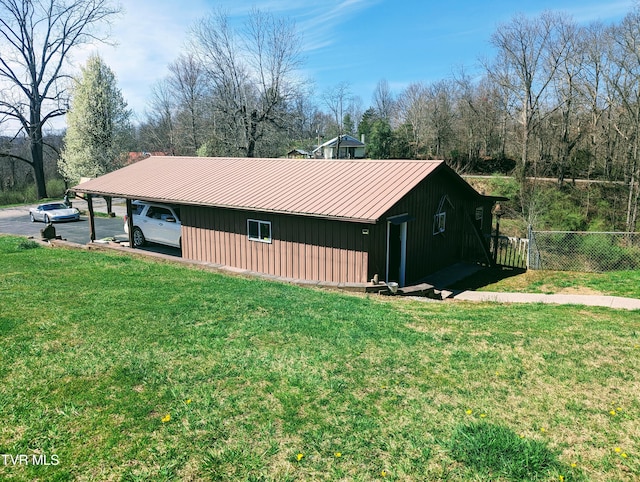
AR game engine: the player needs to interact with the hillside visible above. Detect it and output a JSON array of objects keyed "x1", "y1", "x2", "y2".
[
  {"x1": 0, "y1": 236, "x2": 638, "y2": 481},
  {"x1": 465, "y1": 176, "x2": 630, "y2": 236}
]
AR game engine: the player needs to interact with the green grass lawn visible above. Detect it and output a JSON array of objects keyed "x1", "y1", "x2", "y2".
[
  {"x1": 1, "y1": 235, "x2": 639, "y2": 481},
  {"x1": 462, "y1": 268, "x2": 640, "y2": 299}
]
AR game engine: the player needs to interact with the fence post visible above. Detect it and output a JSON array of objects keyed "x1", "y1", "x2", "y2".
[{"x1": 527, "y1": 224, "x2": 532, "y2": 269}]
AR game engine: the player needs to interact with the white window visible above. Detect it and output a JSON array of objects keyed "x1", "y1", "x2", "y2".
[
  {"x1": 248, "y1": 219, "x2": 272, "y2": 243},
  {"x1": 433, "y1": 212, "x2": 446, "y2": 235}
]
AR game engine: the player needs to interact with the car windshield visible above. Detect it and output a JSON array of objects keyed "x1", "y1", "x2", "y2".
[
  {"x1": 41, "y1": 203, "x2": 67, "y2": 210},
  {"x1": 132, "y1": 203, "x2": 145, "y2": 215}
]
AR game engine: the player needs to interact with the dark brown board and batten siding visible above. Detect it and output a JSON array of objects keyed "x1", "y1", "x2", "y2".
[
  {"x1": 368, "y1": 168, "x2": 494, "y2": 285},
  {"x1": 181, "y1": 206, "x2": 370, "y2": 283}
]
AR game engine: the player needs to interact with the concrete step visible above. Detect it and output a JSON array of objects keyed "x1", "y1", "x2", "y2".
[{"x1": 397, "y1": 283, "x2": 436, "y2": 297}]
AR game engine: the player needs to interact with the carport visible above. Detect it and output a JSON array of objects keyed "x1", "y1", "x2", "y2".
[{"x1": 71, "y1": 192, "x2": 137, "y2": 248}]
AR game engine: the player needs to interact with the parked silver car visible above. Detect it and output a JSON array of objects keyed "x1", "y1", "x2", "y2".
[
  {"x1": 29, "y1": 202, "x2": 80, "y2": 223},
  {"x1": 124, "y1": 201, "x2": 182, "y2": 248}
]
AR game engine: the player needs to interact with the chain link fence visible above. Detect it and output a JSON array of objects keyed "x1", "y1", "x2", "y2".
[{"x1": 528, "y1": 228, "x2": 640, "y2": 272}]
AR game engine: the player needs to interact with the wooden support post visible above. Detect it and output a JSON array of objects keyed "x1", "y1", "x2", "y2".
[
  {"x1": 126, "y1": 198, "x2": 135, "y2": 248},
  {"x1": 493, "y1": 214, "x2": 501, "y2": 265},
  {"x1": 492, "y1": 203, "x2": 504, "y2": 267},
  {"x1": 87, "y1": 194, "x2": 96, "y2": 242}
]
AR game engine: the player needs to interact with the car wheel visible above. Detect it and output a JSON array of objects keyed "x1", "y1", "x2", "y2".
[
  {"x1": 132, "y1": 227, "x2": 146, "y2": 247},
  {"x1": 43, "y1": 214, "x2": 49, "y2": 224},
  {"x1": 30, "y1": 213, "x2": 35, "y2": 222}
]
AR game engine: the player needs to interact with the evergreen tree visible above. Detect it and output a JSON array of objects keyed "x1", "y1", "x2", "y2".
[
  {"x1": 368, "y1": 119, "x2": 393, "y2": 159},
  {"x1": 358, "y1": 108, "x2": 379, "y2": 144},
  {"x1": 58, "y1": 55, "x2": 132, "y2": 183},
  {"x1": 342, "y1": 113, "x2": 355, "y2": 136}
]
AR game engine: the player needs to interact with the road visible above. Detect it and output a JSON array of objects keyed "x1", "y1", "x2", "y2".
[
  {"x1": 462, "y1": 174, "x2": 625, "y2": 185},
  {"x1": 0, "y1": 201, "x2": 180, "y2": 257}
]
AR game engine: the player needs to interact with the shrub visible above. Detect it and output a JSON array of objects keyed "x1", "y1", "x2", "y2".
[
  {"x1": 581, "y1": 235, "x2": 640, "y2": 271},
  {"x1": 0, "y1": 177, "x2": 66, "y2": 206}
]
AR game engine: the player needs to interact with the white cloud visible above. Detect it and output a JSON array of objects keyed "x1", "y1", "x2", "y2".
[
  {"x1": 66, "y1": 0, "x2": 381, "y2": 120},
  {"x1": 566, "y1": 0, "x2": 634, "y2": 23},
  {"x1": 89, "y1": 0, "x2": 210, "y2": 117}
]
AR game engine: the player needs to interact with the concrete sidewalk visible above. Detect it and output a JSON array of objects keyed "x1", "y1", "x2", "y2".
[{"x1": 451, "y1": 290, "x2": 640, "y2": 310}]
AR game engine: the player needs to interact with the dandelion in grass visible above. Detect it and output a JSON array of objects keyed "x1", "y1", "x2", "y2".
[
  {"x1": 161, "y1": 414, "x2": 171, "y2": 423},
  {"x1": 621, "y1": 453, "x2": 628, "y2": 458},
  {"x1": 334, "y1": 452, "x2": 342, "y2": 458},
  {"x1": 296, "y1": 453, "x2": 304, "y2": 461},
  {"x1": 559, "y1": 475, "x2": 564, "y2": 482},
  {"x1": 615, "y1": 447, "x2": 622, "y2": 453},
  {"x1": 465, "y1": 409, "x2": 472, "y2": 415},
  {"x1": 480, "y1": 413, "x2": 487, "y2": 418},
  {"x1": 610, "y1": 410, "x2": 616, "y2": 416},
  {"x1": 540, "y1": 427, "x2": 546, "y2": 433},
  {"x1": 185, "y1": 399, "x2": 192, "y2": 404},
  {"x1": 381, "y1": 470, "x2": 387, "y2": 477},
  {"x1": 571, "y1": 463, "x2": 577, "y2": 468}
]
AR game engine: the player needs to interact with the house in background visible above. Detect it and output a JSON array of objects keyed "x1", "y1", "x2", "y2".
[
  {"x1": 126, "y1": 151, "x2": 170, "y2": 165},
  {"x1": 313, "y1": 134, "x2": 365, "y2": 159},
  {"x1": 73, "y1": 156, "x2": 504, "y2": 287},
  {"x1": 286, "y1": 148, "x2": 311, "y2": 159}
]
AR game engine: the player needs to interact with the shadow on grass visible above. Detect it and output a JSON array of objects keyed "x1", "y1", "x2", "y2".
[
  {"x1": 449, "y1": 266, "x2": 526, "y2": 291},
  {"x1": 449, "y1": 422, "x2": 583, "y2": 481}
]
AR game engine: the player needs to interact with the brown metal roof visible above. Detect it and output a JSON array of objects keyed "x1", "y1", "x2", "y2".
[{"x1": 73, "y1": 156, "x2": 451, "y2": 223}]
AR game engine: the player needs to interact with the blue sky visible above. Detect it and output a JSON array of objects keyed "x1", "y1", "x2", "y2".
[{"x1": 83, "y1": 0, "x2": 635, "y2": 122}]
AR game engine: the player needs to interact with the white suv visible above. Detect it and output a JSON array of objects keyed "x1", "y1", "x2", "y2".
[{"x1": 124, "y1": 201, "x2": 182, "y2": 249}]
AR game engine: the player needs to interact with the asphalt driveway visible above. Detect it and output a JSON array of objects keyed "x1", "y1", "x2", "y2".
[
  {"x1": 0, "y1": 200, "x2": 180, "y2": 257},
  {"x1": 0, "y1": 204, "x2": 124, "y2": 243}
]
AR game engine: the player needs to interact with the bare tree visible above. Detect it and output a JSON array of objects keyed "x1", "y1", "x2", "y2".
[
  {"x1": 425, "y1": 80, "x2": 457, "y2": 160},
  {"x1": 167, "y1": 53, "x2": 209, "y2": 155},
  {"x1": 454, "y1": 72, "x2": 505, "y2": 167},
  {"x1": 321, "y1": 81, "x2": 352, "y2": 158},
  {"x1": 550, "y1": 17, "x2": 583, "y2": 185},
  {"x1": 0, "y1": 0, "x2": 120, "y2": 198},
  {"x1": 486, "y1": 11, "x2": 569, "y2": 184},
  {"x1": 372, "y1": 79, "x2": 395, "y2": 121},
  {"x1": 191, "y1": 9, "x2": 303, "y2": 157},
  {"x1": 144, "y1": 80, "x2": 178, "y2": 155},
  {"x1": 396, "y1": 82, "x2": 430, "y2": 159},
  {"x1": 577, "y1": 22, "x2": 612, "y2": 178},
  {"x1": 606, "y1": 7, "x2": 640, "y2": 232}
]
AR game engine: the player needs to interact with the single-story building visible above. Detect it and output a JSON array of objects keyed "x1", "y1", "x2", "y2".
[
  {"x1": 313, "y1": 134, "x2": 365, "y2": 159},
  {"x1": 73, "y1": 156, "x2": 504, "y2": 286}
]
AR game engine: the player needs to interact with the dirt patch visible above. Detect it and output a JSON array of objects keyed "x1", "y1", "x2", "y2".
[{"x1": 551, "y1": 285, "x2": 604, "y2": 296}]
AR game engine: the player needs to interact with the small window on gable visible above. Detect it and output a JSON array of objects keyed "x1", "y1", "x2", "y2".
[
  {"x1": 475, "y1": 206, "x2": 484, "y2": 229},
  {"x1": 434, "y1": 194, "x2": 450, "y2": 236},
  {"x1": 433, "y1": 211, "x2": 446, "y2": 235},
  {"x1": 248, "y1": 219, "x2": 272, "y2": 243}
]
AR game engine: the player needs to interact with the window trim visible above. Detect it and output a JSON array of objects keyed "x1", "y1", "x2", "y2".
[
  {"x1": 247, "y1": 219, "x2": 272, "y2": 243},
  {"x1": 433, "y1": 211, "x2": 446, "y2": 235},
  {"x1": 475, "y1": 206, "x2": 484, "y2": 229}
]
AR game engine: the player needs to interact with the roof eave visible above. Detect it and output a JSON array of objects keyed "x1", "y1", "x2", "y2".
[{"x1": 72, "y1": 187, "x2": 378, "y2": 224}]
